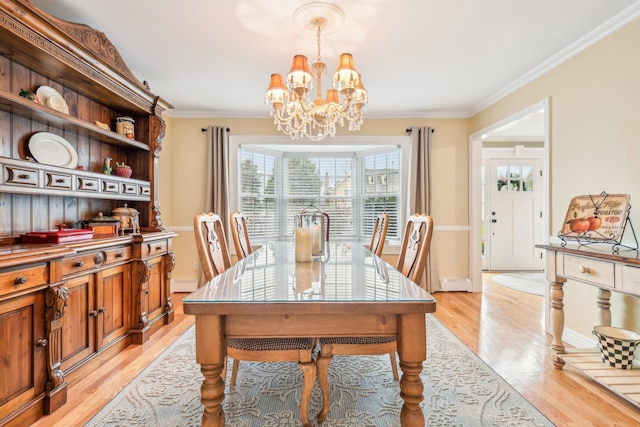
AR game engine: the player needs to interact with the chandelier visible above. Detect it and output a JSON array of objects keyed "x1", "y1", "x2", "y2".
[{"x1": 264, "y1": 2, "x2": 368, "y2": 141}]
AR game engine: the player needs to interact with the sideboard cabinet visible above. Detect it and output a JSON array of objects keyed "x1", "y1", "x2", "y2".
[{"x1": 0, "y1": 2, "x2": 176, "y2": 426}]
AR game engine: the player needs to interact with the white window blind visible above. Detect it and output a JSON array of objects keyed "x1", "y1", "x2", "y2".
[
  {"x1": 361, "y1": 150, "x2": 401, "y2": 239},
  {"x1": 238, "y1": 150, "x2": 280, "y2": 240},
  {"x1": 238, "y1": 145, "x2": 401, "y2": 243}
]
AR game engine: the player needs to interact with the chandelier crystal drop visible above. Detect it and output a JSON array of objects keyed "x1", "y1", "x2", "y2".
[{"x1": 264, "y1": 3, "x2": 368, "y2": 141}]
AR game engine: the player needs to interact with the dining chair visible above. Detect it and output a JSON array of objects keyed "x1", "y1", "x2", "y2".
[
  {"x1": 369, "y1": 212, "x2": 389, "y2": 256},
  {"x1": 229, "y1": 211, "x2": 252, "y2": 260},
  {"x1": 316, "y1": 213, "x2": 434, "y2": 423},
  {"x1": 193, "y1": 212, "x2": 317, "y2": 427}
]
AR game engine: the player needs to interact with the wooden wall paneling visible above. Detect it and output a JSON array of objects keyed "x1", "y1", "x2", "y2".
[
  {"x1": 49, "y1": 195, "x2": 65, "y2": 230},
  {"x1": 76, "y1": 134, "x2": 90, "y2": 171},
  {"x1": 12, "y1": 193, "x2": 31, "y2": 234},
  {"x1": 62, "y1": 86, "x2": 76, "y2": 118},
  {"x1": 0, "y1": 194, "x2": 10, "y2": 235},
  {"x1": 64, "y1": 196, "x2": 79, "y2": 228},
  {"x1": 30, "y1": 70, "x2": 49, "y2": 98},
  {"x1": 32, "y1": 195, "x2": 50, "y2": 231},
  {"x1": 0, "y1": 55, "x2": 9, "y2": 90},
  {"x1": 88, "y1": 139, "x2": 102, "y2": 174},
  {"x1": 0, "y1": 111, "x2": 9, "y2": 157}
]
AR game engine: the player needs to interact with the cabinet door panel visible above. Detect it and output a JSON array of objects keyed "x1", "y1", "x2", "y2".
[
  {"x1": 0, "y1": 293, "x2": 46, "y2": 415},
  {"x1": 60, "y1": 275, "x2": 95, "y2": 371},
  {"x1": 99, "y1": 264, "x2": 131, "y2": 348},
  {"x1": 146, "y1": 257, "x2": 164, "y2": 322}
]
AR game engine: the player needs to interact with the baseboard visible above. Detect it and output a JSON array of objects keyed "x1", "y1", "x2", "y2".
[
  {"x1": 563, "y1": 327, "x2": 597, "y2": 349},
  {"x1": 439, "y1": 277, "x2": 472, "y2": 292},
  {"x1": 171, "y1": 279, "x2": 198, "y2": 293}
]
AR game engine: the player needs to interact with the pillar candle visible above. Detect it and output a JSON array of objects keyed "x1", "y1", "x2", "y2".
[
  {"x1": 295, "y1": 227, "x2": 312, "y2": 262},
  {"x1": 295, "y1": 262, "x2": 312, "y2": 292}
]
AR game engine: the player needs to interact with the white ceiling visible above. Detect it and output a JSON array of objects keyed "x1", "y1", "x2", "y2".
[{"x1": 30, "y1": 0, "x2": 640, "y2": 122}]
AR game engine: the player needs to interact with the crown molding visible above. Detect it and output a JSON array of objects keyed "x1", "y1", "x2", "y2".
[
  {"x1": 470, "y1": 1, "x2": 640, "y2": 116},
  {"x1": 163, "y1": 108, "x2": 471, "y2": 119}
]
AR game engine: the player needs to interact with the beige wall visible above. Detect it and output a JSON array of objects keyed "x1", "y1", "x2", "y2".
[
  {"x1": 470, "y1": 18, "x2": 640, "y2": 337},
  {"x1": 160, "y1": 116, "x2": 470, "y2": 286}
]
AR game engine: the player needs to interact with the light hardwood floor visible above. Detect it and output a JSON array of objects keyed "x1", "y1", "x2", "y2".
[{"x1": 32, "y1": 275, "x2": 639, "y2": 426}]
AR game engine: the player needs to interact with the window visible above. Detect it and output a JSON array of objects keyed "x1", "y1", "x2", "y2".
[{"x1": 235, "y1": 141, "x2": 404, "y2": 245}]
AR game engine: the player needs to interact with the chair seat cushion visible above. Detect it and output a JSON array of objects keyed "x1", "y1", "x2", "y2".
[
  {"x1": 227, "y1": 337, "x2": 314, "y2": 351},
  {"x1": 319, "y1": 336, "x2": 396, "y2": 345}
]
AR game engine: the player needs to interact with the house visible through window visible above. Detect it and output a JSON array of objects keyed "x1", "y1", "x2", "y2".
[{"x1": 236, "y1": 144, "x2": 402, "y2": 244}]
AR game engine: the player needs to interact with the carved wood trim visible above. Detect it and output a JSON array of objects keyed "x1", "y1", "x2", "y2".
[{"x1": 44, "y1": 285, "x2": 70, "y2": 391}]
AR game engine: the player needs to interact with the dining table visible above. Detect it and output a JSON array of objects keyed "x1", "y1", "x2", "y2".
[{"x1": 183, "y1": 240, "x2": 437, "y2": 426}]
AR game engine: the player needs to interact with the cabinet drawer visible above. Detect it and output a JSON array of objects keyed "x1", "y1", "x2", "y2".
[
  {"x1": 62, "y1": 252, "x2": 103, "y2": 276},
  {"x1": 77, "y1": 176, "x2": 99, "y2": 192},
  {"x1": 561, "y1": 254, "x2": 615, "y2": 288},
  {"x1": 104, "y1": 246, "x2": 132, "y2": 264},
  {"x1": 45, "y1": 171, "x2": 72, "y2": 190},
  {"x1": 139, "y1": 185, "x2": 150, "y2": 196},
  {"x1": 0, "y1": 264, "x2": 48, "y2": 294},
  {"x1": 121, "y1": 183, "x2": 137, "y2": 195},
  {"x1": 102, "y1": 179, "x2": 120, "y2": 194},
  {"x1": 4, "y1": 165, "x2": 38, "y2": 186},
  {"x1": 146, "y1": 240, "x2": 168, "y2": 257},
  {"x1": 621, "y1": 265, "x2": 640, "y2": 296}
]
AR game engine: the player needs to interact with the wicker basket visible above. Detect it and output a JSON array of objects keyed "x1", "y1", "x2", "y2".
[{"x1": 592, "y1": 325, "x2": 640, "y2": 369}]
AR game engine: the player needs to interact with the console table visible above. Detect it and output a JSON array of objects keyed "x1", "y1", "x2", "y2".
[{"x1": 537, "y1": 243, "x2": 640, "y2": 408}]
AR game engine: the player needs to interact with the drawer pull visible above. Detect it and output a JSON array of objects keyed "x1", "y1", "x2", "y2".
[
  {"x1": 578, "y1": 265, "x2": 589, "y2": 274},
  {"x1": 75, "y1": 260, "x2": 84, "y2": 268},
  {"x1": 55, "y1": 178, "x2": 65, "y2": 183},
  {"x1": 18, "y1": 174, "x2": 30, "y2": 179},
  {"x1": 115, "y1": 252, "x2": 124, "y2": 258},
  {"x1": 36, "y1": 338, "x2": 48, "y2": 347},
  {"x1": 14, "y1": 276, "x2": 28, "y2": 285},
  {"x1": 94, "y1": 253, "x2": 105, "y2": 265},
  {"x1": 155, "y1": 245, "x2": 163, "y2": 250},
  {"x1": 89, "y1": 309, "x2": 98, "y2": 317},
  {"x1": 86, "y1": 182, "x2": 94, "y2": 187}
]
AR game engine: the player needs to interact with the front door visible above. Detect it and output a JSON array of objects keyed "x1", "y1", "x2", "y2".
[{"x1": 487, "y1": 158, "x2": 543, "y2": 270}]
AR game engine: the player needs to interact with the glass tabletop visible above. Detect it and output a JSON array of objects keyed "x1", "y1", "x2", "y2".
[{"x1": 184, "y1": 241, "x2": 434, "y2": 304}]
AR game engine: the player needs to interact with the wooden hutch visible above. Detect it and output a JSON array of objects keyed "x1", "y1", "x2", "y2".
[{"x1": 0, "y1": 1, "x2": 176, "y2": 425}]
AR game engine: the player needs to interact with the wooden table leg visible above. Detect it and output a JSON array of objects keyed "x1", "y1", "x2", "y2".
[
  {"x1": 549, "y1": 280, "x2": 566, "y2": 369},
  {"x1": 195, "y1": 315, "x2": 226, "y2": 426},
  {"x1": 397, "y1": 313, "x2": 426, "y2": 426}
]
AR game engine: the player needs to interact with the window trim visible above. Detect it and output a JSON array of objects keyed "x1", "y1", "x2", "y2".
[{"x1": 229, "y1": 135, "x2": 412, "y2": 251}]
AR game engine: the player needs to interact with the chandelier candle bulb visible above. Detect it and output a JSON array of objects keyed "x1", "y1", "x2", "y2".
[{"x1": 295, "y1": 227, "x2": 313, "y2": 262}]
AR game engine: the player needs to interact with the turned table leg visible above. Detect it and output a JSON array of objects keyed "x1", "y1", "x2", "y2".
[
  {"x1": 195, "y1": 315, "x2": 226, "y2": 426},
  {"x1": 397, "y1": 313, "x2": 426, "y2": 426},
  {"x1": 596, "y1": 287, "x2": 612, "y2": 327},
  {"x1": 549, "y1": 280, "x2": 566, "y2": 369}
]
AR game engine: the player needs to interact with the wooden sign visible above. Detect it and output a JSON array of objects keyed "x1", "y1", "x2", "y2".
[{"x1": 560, "y1": 193, "x2": 630, "y2": 242}]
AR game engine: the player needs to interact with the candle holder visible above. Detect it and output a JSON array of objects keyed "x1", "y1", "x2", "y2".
[{"x1": 294, "y1": 205, "x2": 330, "y2": 258}]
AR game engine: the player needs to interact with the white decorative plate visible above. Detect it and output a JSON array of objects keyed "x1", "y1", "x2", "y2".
[
  {"x1": 28, "y1": 132, "x2": 78, "y2": 169},
  {"x1": 36, "y1": 85, "x2": 69, "y2": 114}
]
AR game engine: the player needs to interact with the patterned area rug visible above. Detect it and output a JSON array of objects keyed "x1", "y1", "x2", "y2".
[
  {"x1": 86, "y1": 315, "x2": 554, "y2": 427},
  {"x1": 491, "y1": 273, "x2": 546, "y2": 296}
]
